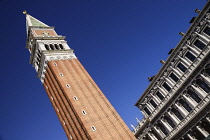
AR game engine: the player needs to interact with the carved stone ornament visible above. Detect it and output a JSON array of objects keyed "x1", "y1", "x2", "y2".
[
  {"x1": 163, "y1": 71, "x2": 168, "y2": 76},
  {"x1": 195, "y1": 26, "x2": 201, "y2": 32},
  {"x1": 186, "y1": 40, "x2": 191, "y2": 45},
  {"x1": 191, "y1": 33, "x2": 197, "y2": 39},
  {"x1": 205, "y1": 13, "x2": 210, "y2": 20}
]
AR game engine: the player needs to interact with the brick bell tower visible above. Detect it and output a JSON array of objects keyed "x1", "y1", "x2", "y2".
[{"x1": 24, "y1": 12, "x2": 135, "y2": 140}]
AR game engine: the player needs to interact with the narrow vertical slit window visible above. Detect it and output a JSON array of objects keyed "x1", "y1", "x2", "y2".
[
  {"x1": 66, "y1": 84, "x2": 70, "y2": 88},
  {"x1": 59, "y1": 73, "x2": 64, "y2": 76},
  {"x1": 91, "y1": 126, "x2": 96, "y2": 131},
  {"x1": 82, "y1": 110, "x2": 87, "y2": 115},
  {"x1": 73, "y1": 96, "x2": 78, "y2": 100}
]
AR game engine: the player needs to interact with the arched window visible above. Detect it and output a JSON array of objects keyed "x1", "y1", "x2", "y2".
[
  {"x1": 196, "y1": 79, "x2": 210, "y2": 93},
  {"x1": 59, "y1": 44, "x2": 64, "y2": 49},
  {"x1": 186, "y1": 89, "x2": 201, "y2": 103},
  {"x1": 45, "y1": 44, "x2": 50, "y2": 50},
  {"x1": 55, "y1": 44, "x2": 59, "y2": 50},
  {"x1": 179, "y1": 99, "x2": 192, "y2": 112},
  {"x1": 50, "y1": 44, "x2": 54, "y2": 50}
]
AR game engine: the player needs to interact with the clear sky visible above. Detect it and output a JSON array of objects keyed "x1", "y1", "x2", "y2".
[{"x1": 0, "y1": 0, "x2": 207, "y2": 140}]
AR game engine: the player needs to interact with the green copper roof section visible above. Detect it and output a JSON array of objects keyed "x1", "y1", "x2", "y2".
[
  {"x1": 29, "y1": 16, "x2": 48, "y2": 27},
  {"x1": 26, "y1": 14, "x2": 49, "y2": 28}
]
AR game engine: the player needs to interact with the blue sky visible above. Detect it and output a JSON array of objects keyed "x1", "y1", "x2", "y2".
[{"x1": 0, "y1": 0, "x2": 207, "y2": 140}]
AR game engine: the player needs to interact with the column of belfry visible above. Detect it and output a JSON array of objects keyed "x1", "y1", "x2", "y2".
[{"x1": 24, "y1": 12, "x2": 136, "y2": 140}]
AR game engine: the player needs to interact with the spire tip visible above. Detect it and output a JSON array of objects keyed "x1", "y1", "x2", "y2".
[{"x1": 23, "y1": 10, "x2": 27, "y2": 15}]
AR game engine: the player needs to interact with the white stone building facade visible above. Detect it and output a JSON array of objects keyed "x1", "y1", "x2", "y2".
[{"x1": 133, "y1": 1, "x2": 210, "y2": 140}]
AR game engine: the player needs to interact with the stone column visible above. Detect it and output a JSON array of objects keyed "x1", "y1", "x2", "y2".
[
  {"x1": 187, "y1": 133, "x2": 197, "y2": 140},
  {"x1": 206, "y1": 117, "x2": 210, "y2": 123},
  {"x1": 167, "y1": 112, "x2": 180, "y2": 125},
  {"x1": 152, "y1": 94, "x2": 160, "y2": 104},
  {"x1": 147, "y1": 133, "x2": 156, "y2": 140},
  {"x1": 191, "y1": 85, "x2": 206, "y2": 98},
  {"x1": 186, "y1": 44, "x2": 200, "y2": 56},
  {"x1": 183, "y1": 94, "x2": 197, "y2": 108},
  {"x1": 201, "y1": 74, "x2": 210, "y2": 86},
  {"x1": 196, "y1": 125, "x2": 209, "y2": 137},
  {"x1": 154, "y1": 126, "x2": 165, "y2": 139},
  {"x1": 158, "y1": 87, "x2": 167, "y2": 97},
  {"x1": 170, "y1": 66, "x2": 182, "y2": 77},
  {"x1": 160, "y1": 119, "x2": 172, "y2": 132},
  {"x1": 147, "y1": 103, "x2": 154, "y2": 112},
  {"x1": 179, "y1": 57, "x2": 190, "y2": 67},
  {"x1": 175, "y1": 103, "x2": 188, "y2": 116},
  {"x1": 149, "y1": 132, "x2": 158, "y2": 140},
  {"x1": 165, "y1": 77, "x2": 174, "y2": 87}
]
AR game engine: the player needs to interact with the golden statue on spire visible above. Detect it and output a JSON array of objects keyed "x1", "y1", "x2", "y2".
[{"x1": 23, "y1": 10, "x2": 27, "y2": 14}]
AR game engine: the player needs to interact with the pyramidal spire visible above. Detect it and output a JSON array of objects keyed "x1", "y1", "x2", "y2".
[{"x1": 23, "y1": 11, "x2": 49, "y2": 34}]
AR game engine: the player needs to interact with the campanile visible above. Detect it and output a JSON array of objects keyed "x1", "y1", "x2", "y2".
[{"x1": 24, "y1": 12, "x2": 135, "y2": 140}]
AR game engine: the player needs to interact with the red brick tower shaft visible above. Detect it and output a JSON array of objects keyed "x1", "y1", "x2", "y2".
[{"x1": 25, "y1": 13, "x2": 136, "y2": 140}]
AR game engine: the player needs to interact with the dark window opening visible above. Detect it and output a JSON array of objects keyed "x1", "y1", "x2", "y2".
[
  {"x1": 196, "y1": 79, "x2": 210, "y2": 93},
  {"x1": 169, "y1": 73, "x2": 179, "y2": 82},
  {"x1": 157, "y1": 122, "x2": 168, "y2": 135},
  {"x1": 50, "y1": 44, "x2": 54, "y2": 50},
  {"x1": 45, "y1": 44, "x2": 50, "y2": 50},
  {"x1": 194, "y1": 40, "x2": 206, "y2": 50},
  {"x1": 59, "y1": 44, "x2": 64, "y2": 49},
  {"x1": 203, "y1": 26, "x2": 210, "y2": 36},
  {"x1": 55, "y1": 44, "x2": 59, "y2": 50},
  {"x1": 156, "y1": 91, "x2": 164, "y2": 100},
  {"x1": 145, "y1": 135, "x2": 152, "y2": 140},
  {"x1": 151, "y1": 129, "x2": 161, "y2": 140},
  {"x1": 177, "y1": 63, "x2": 187, "y2": 72},
  {"x1": 162, "y1": 82, "x2": 171, "y2": 92},
  {"x1": 185, "y1": 51, "x2": 196, "y2": 62},
  {"x1": 164, "y1": 116, "x2": 175, "y2": 128},
  {"x1": 144, "y1": 107, "x2": 151, "y2": 116},
  {"x1": 149, "y1": 99, "x2": 157, "y2": 108},
  {"x1": 187, "y1": 89, "x2": 201, "y2": 103},
  {"x1": 179, "y1": 99, "x2": 192, "y2": 112},
  {"x1": 205, "y1": 68, "x2": 210, "y2": 76},
  {"x1": 171, "y1": 108, "x2": 184, "y2": 121}
]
